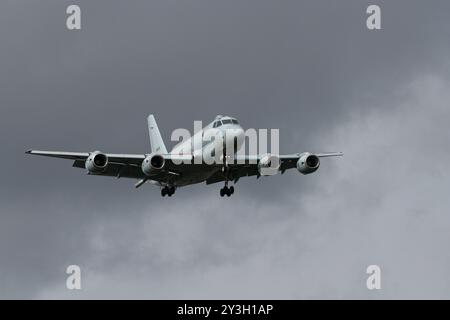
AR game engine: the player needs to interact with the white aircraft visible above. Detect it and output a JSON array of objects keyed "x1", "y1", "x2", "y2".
[{"x1": 26, "y1": 115, "x2": 342, "y2": 197}]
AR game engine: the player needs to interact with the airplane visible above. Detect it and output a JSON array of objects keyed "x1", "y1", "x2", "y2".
[{"x1": 26, "y1": 115, "x2": 343, "y2": 197}]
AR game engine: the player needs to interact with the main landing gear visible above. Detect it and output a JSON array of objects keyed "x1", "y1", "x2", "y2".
[
  {"x1": 220, "y1": 184, "x2": 234, "y2": 197},
  {"x1": 161, "y1": 185, "x2": 175, "y2": 197}
]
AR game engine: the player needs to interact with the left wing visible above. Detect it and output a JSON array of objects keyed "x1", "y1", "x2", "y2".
[
  {"x1": 278, "y1": 152, "x2": 343, "y2": 170},
  {"x1": 206, "y1": 152, "x2": 343, "y2": 184}
]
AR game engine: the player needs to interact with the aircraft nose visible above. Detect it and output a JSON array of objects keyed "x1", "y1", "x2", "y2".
[
  {"x1": 230, "y1": 126, "x2": 244, "y2": 139},
  {"x1": 237, "y1": 126, "x2": 244, "y2": 138}
]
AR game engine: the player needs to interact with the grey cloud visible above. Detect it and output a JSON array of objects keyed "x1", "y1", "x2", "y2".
[
  {"x1": 1, "y1": 0, "x2": 450, "y2": 298},
  {"x1": 33, "y1": 70, "x2": 450, "y2": 299}
]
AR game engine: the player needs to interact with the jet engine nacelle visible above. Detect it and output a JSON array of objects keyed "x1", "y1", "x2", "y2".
[
  {"x1": 296, "y1": 152, "x2": 320, "y2": 175},
  {"x1": 85, "y1": 151, "x2": 108, "y2": 173},
  {"x1": 142, "y1": 153, "x2": 165, "y2": 176},
  {"x1": 258, "y1": 153, "x2": 280, "y2": 176}
]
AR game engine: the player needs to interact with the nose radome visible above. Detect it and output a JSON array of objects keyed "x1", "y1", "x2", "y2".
[
  {"x1": 233, "y1": 124, "x2": 244, "y2": 133},
  {"x1": 228, "y1": 127, "x2": 244, "y2": 137}
]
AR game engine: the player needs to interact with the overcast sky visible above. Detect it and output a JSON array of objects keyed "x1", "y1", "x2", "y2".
[{"x1": 1, "y1": 0, "x2": 450, "y2": 299}]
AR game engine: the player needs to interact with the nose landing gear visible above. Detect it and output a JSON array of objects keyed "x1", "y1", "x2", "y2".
[
  {"x1": 161, "y1": 185, "x2": 175, "y2": 197},
  {"x1": 219, "y1": 139, "x2": 236, "y2": 197}
]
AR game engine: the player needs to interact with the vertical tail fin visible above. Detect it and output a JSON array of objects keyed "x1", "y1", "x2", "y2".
[{"x1": 147, "y1": 114, "x2": 168, "y2": 154}]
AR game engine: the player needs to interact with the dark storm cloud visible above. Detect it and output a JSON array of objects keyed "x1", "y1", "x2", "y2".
[
  {"x1": 1, "y1": 0, "x2": 450, "y2": 298},
  {"x1": 34, "y1": 71, "x2": 450, "y2": 299}
]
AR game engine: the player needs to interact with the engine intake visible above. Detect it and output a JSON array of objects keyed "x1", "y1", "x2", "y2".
[
  {"x1": 85, "y1": 151, "x2": 108, "y2": 173},
  {"x1": 296, "y1": 153, "x2": 320, "y2": 175},
  {"x1": 142, "y1": 153, "x2": 165, "y2": 176}
]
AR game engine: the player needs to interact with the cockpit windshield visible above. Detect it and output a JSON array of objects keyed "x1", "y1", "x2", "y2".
[{"x1": 213, "y1": 119, "x2": 238, "y2": 127}]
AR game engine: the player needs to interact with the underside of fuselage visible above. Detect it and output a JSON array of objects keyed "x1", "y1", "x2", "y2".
[{"x1": 161, "y1": 164, "x2": 221, "y2": 187}]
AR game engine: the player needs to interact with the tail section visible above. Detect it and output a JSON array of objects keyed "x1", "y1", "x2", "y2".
[{"x1": 147, "y1": 114, "x2": 168, "y2": 154}]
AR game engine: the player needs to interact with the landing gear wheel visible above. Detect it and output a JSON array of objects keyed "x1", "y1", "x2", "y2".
[
  {"x1": 162, "y1": 186, "x2": 175, "y2": 197},
  {"x1": 220, "y1": 186, "x2": 234, "y2": 197}
]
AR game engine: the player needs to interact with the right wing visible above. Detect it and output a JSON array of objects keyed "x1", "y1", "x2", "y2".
[
  {"x1": 26, "y1": 150, "x2": 146, "y2": 179},
  {"x1": 25, "y1": 150, "x2": 192, "y2": 182}
]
